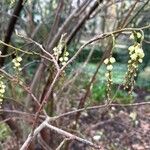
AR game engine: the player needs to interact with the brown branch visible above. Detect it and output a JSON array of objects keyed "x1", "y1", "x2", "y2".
[
  {"x1": 0, "y1": 0, "x2": 25, "y2": 67},
  {"x1": 47, "y1": 0, "x2": 92, "y2": 52},
  {"x1": 45, "y1": 0, "x2": 64, "y2": 48},
  {"x1": 37, "y1": 134, "x2": 53, "y2": 150},
  {"x1": 119, "y1": 0, "x2": 139, "y2": 28},
  {"x1": 56, "y1": 138, "x2": 70, "y2": 150},
  {"x1": 20, "y1": 118, "x2": 47, "y2": 150},
  {"x1": 0, "y1": 109, "x2": 45, "y2": 120},
  {"x1": 55, "y1": 101, "x2": 150, "y2": 120},
  {"x1": 66, "y1": 0, "x2": 100, "y2": 45},
  {"x1": 126, "y1": 0, "x2": 150, "y2": 27}
]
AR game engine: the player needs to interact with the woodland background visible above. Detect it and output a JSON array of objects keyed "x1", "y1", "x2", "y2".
[{"x1": 0, "y1": 0, "x2": 150, "y2": 149}]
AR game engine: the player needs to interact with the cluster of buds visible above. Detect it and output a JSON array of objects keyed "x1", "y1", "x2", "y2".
[
  {"x1": 103, "y1": 57, "x2": 116, "y2": 100},
  {"x1": 53, "y1": 44, "x2": 63, "y2": 60},
  {"x1": 59, "y1": 51, "x2": 69, "y2": 66},
  {"x1": 53, "y1": 34, "x2": 66, "y2": 59},
  {"x1": 124, "y1": 31, "x2": 144, "y2": 94},
  {"x1": 53, "y1": 34, "x2": 69, "y2": 67},
  {"x1": 0, "y1": 76, "x2": 6, "y2": 108},
  {"x1": 12, "y1": 56, "x2": 22, "y2": 71}
]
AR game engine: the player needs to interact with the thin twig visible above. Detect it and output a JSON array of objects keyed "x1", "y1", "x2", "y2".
[
  {"x1": 56, "y1": 138, "x2": 70, "y2": 150},
  {"x1": 20, "y1": 118, "x2": 48, "y2": 150},
  {"x1": 45, "y1": 122, "x2": 101, "y2": 149},
  {"x1": 55, "y1": 101, "x2": 150, "y2": 119},
  {"x1": 61, "y1": 24, "x2": 150, "y2": 71},
  {"x1": 0, "y1": 109, "x2": 45, "y2": 120}
]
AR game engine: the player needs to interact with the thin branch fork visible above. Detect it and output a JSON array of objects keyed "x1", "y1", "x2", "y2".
[
  {"x1": 20, "y1": 117, "x2": 101, "y2": 150},
  {"x1": 20, "y1": 119, "x2": 47, "y2": 150},
  {"x1": 45, "y1": 122, "x2": 101, "y2": 149}
]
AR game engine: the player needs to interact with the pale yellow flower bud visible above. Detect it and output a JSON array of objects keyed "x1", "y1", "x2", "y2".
[
  {"x1": 130, "y1": 53, "x2": 137, "y2": 60},
  {"x1": 57, "y1": 45, "x2": 62, "y2": 52},
  {"x1": 129, "y1": 33, "x2": 134, "y2": 39},
  {"x1": 14, "y1": 62, "x2": 21, "y2": 67},
  {"x1": 105, "y1": 73, "x2": 109, "y2": 78},
  {"x1": 62, "y1": 62, "x2": 67, "y2": 66},
  {"x1": 1, "y1": 84, "x2": 6, "y2": 89},
  {"x1": 139, "y1": 52, "x2": 144, "y2": 58},
  {"x1": 138, "y1": 59, "x2": 143, "y2": 63},
  {"x1": 54, "y1": 52, "x2": 58, "y2": 56},
  {"x1": 135, "y1": 48, "x2": 144, "y2": 58},
  {"x1": 107, "y1": 65, "x2": 113, "y2": 71},
  {"x1": 58, "y1": 50, "x2": 62, "y2": 54},
  {"x1": 12, "y1": 59, "x2": 16, "y2": 63},
  {"x1": 53, "y1": 47, "x2": 57, "y2": 52},
  {"x1": 65, "y1": 52, "x2": 69, "y2": 56},
  {"x1": 132, "y1": 63, "x2": 137, "y2": 68},
  {"x1": 109, "y1": 57, "x2": 116, "y2": 63},
  {"x1": 16, "y1": 57, "x2": 22, "y2": 62},
  {"x1": 0, "y1": 88, "x2": 5, "y2": 94},
  {"x1": 64, "y1": 57, "x2": 68, "y2": 61},
  {"x1": 59, "y1": 57, "x2": 63, "y2": 62},
  {"x1": 128, "y1": 45, "x2": 135, "y2": 52},
  {"x1": 137, "y1": 32, "x2": 142, "y2": 38},
  {"x1": 128, "y1": 60, "x2": 132, "y2": 63},
  {"x1": 104, "y1": 58, "x2": 109, "y2": 64},
  {"x1": 18, "y1": 68, "x2": 22, "y2": 71}
]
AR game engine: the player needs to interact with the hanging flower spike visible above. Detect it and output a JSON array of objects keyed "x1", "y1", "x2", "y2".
[
  {"x1": 103, "y1": 56, "x2": 116, "y2": 100},
  {"x1": 53, "y1": 33, "x2": 69, "y2": 67},
  {"x1": 124, "y1": 31, "x2": 144, "y2": 94},
  {"x1": 0, "y1": 76, "x2": 6, "y2": 109},
  {"x1": 12, "y1": 56, "x2": 22, "y2": 71}
]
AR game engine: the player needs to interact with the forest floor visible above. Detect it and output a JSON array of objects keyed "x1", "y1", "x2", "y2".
[
  {"x1": 0, "y1": 86, "x2": 149, "y2": 150},
  {"x1": 70, "y1": 87, "x2": 150, "y2": 150}
]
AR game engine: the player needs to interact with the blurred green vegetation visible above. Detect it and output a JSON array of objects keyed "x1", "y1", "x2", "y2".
[
  {"x1": 0, "y1": 123, "x2": 11, "y2": 141},
  {"x1": 76, "y1": 62, "x2": 149, "y2": 104},
  {"x1": 91, "y1": 82, "x2": 134, "y2": 104}
]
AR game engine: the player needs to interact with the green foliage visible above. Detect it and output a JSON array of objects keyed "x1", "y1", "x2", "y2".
[
  {"x1": 0, "y1": 123, "x2": 11, "y2": 141},
  {"x1": 91, "y1": 82, "x2": 134, "y2": 104},
  {"x1": 113, "y1": 89, "x2": 134, "y2": 104},
  {"x1": 76, "y1": 47, "x2": 103, "y2": 63},
  {"x1": 92, "y1": 82, "x2": 106, "y2": 102}
]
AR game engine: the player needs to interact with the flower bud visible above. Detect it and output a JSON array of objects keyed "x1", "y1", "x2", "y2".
[
  {"x1": 109, "y1": 57, "x2": 116, "y2": 63},
  {"x1": 104, "y1": 58, "x2": 109, "y2": 64},
  {"x1": 107, "y1": 65, "x2": 113, "y2": 71}
]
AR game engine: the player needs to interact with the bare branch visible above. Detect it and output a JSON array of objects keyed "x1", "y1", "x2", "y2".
[
  {"x1": 0, "y1": 0, "x2": 25, "y2": 66},
  {"x1": 20, "y1": 118, "x2": 49, "y2": 150},
  {"x1": 44, "y1": 122, "x2": 101, "y2": 149},
  {"x1": 55, "y1": 101, "x2": 150, "y2": 119},
  {"x1": 56, "y1": 138, "x2": 70, "y2": 150}
]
